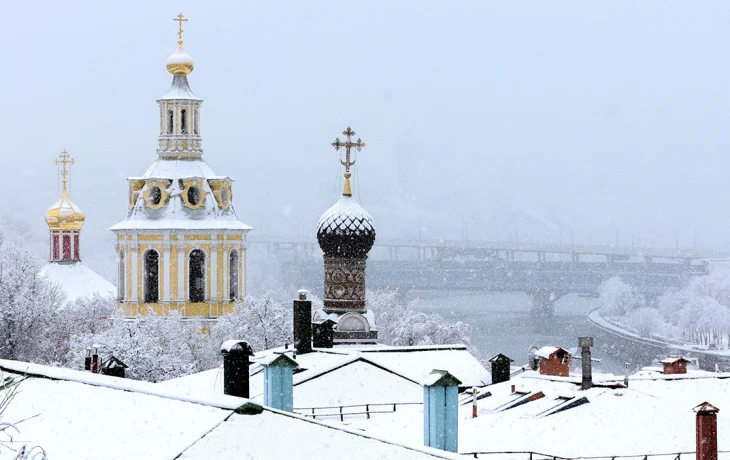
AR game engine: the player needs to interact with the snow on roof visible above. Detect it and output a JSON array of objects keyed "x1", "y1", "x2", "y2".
[
  {"x1": 660, "y1": 356, "x2": 691, "y2": 364},
  {"x1": 359, "y1": 345, "x2": 491, "y2": 387},
  {"x1": 46, "y1": 195, "x2": 83, "y2": 217},
  {"x1": 110, "y1": 159, "x2": 252, "y2": 232},
  {"x1": 177, "y1": 408, "x2": 461, "y2": 460},
  {"x1": 158, "y1": 75, "x2": 200, "y2": 100},
  {"x1": 0, "y1": 359, "x2": 460, "y2": 460},
  {"x1": 534, "y1": 346, "x2": 569, "y2": 359},
  {"x1": 346, "y1": 371, "x2": 730, "y2": 457},
  {"x1": 39, "y1": 262, "x2": 115, "y2": 302},
  {"x1": 317, "y1": 194, "x2": 375, "y2": 234}
]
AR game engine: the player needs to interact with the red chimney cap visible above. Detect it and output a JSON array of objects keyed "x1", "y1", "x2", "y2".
[{"x1": 693, "y1": 402, "x2": 720, "y2": 414}]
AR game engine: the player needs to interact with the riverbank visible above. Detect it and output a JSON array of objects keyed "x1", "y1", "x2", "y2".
[{"x1": 587, "y1": 308, "x2": 730, "y2": 371}]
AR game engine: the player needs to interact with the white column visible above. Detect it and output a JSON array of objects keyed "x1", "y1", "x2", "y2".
[
  {"x1": 211, "y1": 242, "x2": 218, "y2": 300},
  {"x1": 130, "y1": 234, "x2": 139, "y2": 301},
  {"x1": 177, "y1": 244, "x2": 185, "y2": 301},
  {"x1": 163, "y1": 236, "x2": 171, "y2": 301}
]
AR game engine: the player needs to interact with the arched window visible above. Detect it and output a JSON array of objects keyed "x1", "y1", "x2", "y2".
[
  {"x1": 181, "y1": 108, "x2": 187, "y2": 133},
  {"x1": 143, "y1": 250, "x2": 159, "y2": 303},
  {"x1": 229, "y1": 249, "x2": 239, "y2": 301},
  {"x1": 167, "y1": 110, "x2": 174, "y2": 134},
  {"x1": 193, "y1": 109, "x2": 199, "y2": 135},
  {"x1": 119, "y1": 250, "x2": 125, "y2": 301},
  {"x1": 189, "y1": 249, "x2": 206, "y2": 302}
]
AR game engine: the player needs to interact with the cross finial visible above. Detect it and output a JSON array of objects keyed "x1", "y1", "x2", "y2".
[
  {"x1": 173, "y1": 13, "x2": 188, "y2": 43},
  {"x1": 331, "y1": 127, "x2": 365, "y2": 197},
  {"x1": 54, "y1": 150, "x2": 75, "y2": 196}
]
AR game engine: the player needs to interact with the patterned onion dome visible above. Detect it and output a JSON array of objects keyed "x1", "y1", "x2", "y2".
[{"x1": 317, "y1": 195, "x2": 376, "y2": 258}]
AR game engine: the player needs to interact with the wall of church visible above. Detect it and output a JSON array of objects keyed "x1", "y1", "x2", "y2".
[{"x1": 114, "y1": 230, "x2": 247, "y2": 318}]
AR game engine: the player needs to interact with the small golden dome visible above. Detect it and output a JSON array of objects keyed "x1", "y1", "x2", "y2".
[
  {"x1": 45, "y1": 190, "x2": 85, "y2": 231},
  {"x1": 166, "y1": 41, "x2": 194, "y2": 76}
]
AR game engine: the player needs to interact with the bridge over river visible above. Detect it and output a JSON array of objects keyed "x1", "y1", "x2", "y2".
[{"x1": 249, "y1": 236, "x2": 730, "y2": 312}]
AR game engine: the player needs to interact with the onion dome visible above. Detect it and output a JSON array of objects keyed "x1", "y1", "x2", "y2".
[
  {"x1": 166, "y1": 41, "x2": 194, "y2": 76},
  {"x1": 46, "y1": 188, "x2": 85, "y2": 231},
  {"x1": 317, "y1": 195, "x2": 376, "y2": 258}
]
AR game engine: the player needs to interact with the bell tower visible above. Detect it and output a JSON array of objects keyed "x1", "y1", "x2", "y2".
[
  {"x1": 111, "y1": 15, "x2": 252, "y2": 318},
  {"x1": 45, "y1": 150, "x2": 85, "y2": 263}
]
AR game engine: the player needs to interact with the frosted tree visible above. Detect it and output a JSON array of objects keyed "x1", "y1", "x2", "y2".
[{"x1": 598, "y1": 277, "x2": 644, "y2": 316}]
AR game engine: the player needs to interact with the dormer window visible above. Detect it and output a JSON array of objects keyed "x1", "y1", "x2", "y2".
[
  {"x1": 187, "y1": 186, "x2": 200, "y2": 206},
  {"x1": 181, "y1": 109, "x2": 187, "y2": 134},
  {"x1": 167, "y1": 110, "x2": 174, "y2": 134}
]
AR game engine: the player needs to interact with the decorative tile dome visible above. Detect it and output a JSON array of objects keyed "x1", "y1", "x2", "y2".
[{"x1": 317, "y1": 195, "x2": 376, "y2": 258}]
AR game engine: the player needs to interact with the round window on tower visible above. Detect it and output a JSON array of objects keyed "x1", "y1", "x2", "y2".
[
  {"x1": 150, "y1": 186, "x2": 162, "y2": 206},
  {"x1": 187, "y1": 186, "x2": 201, "y2": 206}
]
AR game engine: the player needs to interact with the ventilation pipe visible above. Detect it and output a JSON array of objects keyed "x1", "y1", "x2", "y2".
[
  {"x1": 423, "y1": 369, "x2": 462, "y2": 453},
  {"x1": 624, "y1": 363, "x2": 630, "y2": 388},
  {"x1": 221, "y1": 340, "x2": 255, "y2": 398},
  {"x1": 578, "y1": 337, "x2": 593, "y2": 390},
  {"x1": 293, "y1": 289, "x2": 312, "y2": 354},
  {"x1": 262, "y1": 353, "x2": 299, "y2": 412},
  {"x1": 694, "y1": 402, "x2": 720, "y2": 460}
]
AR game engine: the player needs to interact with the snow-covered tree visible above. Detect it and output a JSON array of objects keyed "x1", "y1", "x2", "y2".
[{"x1": 598, "y1": 277, "x2": 644, "y2": 316}]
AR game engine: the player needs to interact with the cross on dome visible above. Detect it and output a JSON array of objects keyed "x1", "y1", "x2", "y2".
[
  {"x1": 54, "y1": 149, "x2": 75, "y2": 196},
  {"x1": 331, "y1": 127, "x2": 365, "y2": 197},
  {"x1": 173, "y1": 13, "x2": 188, "y2": 43}
]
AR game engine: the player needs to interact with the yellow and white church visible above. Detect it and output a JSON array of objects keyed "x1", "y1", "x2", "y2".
[{"x1": 110, "y1": 16, "x2": 252, "y2": 318}]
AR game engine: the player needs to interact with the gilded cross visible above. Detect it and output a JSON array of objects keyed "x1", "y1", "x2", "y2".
[
  {"x1": 174, "y1": 13, "x2": 188, "y2": 42},
  {"x1": 331, "y1": 127, "x2": 365, "y2": 196},
  {"x1": 54, "y1": 150, "x2": 74, "y2": 194}
]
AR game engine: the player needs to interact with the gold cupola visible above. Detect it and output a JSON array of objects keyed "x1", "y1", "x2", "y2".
[
  {"x1": 166, "y1": 13, "x2": 194, "y2": 76},
  {"x1": 45, "y1": 150, "x2": 85, "y2": 232}
]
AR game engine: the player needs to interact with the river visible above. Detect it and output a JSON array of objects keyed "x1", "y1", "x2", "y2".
[{"x1": 413, "y1": 291, "x2": 633, "y2": 374}]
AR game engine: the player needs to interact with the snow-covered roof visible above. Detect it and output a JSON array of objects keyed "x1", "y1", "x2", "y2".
[
  {"x1": 158, "y1": 75, "x2": 200, "y2": 100},
  {"x1": 46, "y1": 195, "x2": 83, "y2": 217},
  {"x1": 317, "y1": 194, "x2": 375, "y2": 234},
  {"x1": 660, "y1": 356, "x2": 691, "y2": 364},
  {"x1": 0, "y1": 359, "x2": 460, "y2": 460},
  {"x1": 111, "y1": 159, "x2": 252, "y2": 232},
  {"x1": 534, "y1": 346, "x2": 570, "y2": 359},
  {"x1": 39, "y1": 262, "x2": 115, "y2": 302}
]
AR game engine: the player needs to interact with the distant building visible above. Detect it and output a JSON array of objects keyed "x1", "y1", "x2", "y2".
[{"x1": 40, "y1": 150, "x2": 115, "y2": 302}]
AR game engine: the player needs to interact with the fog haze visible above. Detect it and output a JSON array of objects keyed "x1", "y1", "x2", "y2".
[{"x1": 3, "y1": 1, "x2": 730, "y2": 279}]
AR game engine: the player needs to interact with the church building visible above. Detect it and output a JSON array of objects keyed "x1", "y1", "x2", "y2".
[
  {"x1": 313, "y1": 128, "x2": 378, "y2": 343},
  {"x1": 41, "y1": 150, "x2": 115, "y2": 302},
  {"x1": 110, "y1": 16, "x2": 252, "y2": 318}
]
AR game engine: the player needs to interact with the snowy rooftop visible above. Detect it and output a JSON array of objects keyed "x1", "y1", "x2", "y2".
[
  {"x1": 0, "y1": 359, "x2": 460, "y2": 460},
  {"x1": 158, "y1": 75, "x2": 200, "y2": 100},
  {"x1": 159, "y1": 344, "x2": 490, "y2": 409},
  {"x1": 111, "y1": 159, "x2": 252, "y2": 232},
  {"x1": 39, "y1": 262, "x2": 115, "y2": 302}
]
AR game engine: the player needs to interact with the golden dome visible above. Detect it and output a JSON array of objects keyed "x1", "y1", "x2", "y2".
[
  {"x1": 45, "y1": 188, "x2": 85, "y2": 231},
  {"x1": 166, "y1": 41, "x2": 194, "y2": 76}
]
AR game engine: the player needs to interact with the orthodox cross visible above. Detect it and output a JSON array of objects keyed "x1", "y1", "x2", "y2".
[
  {"x1": 331, "y1": 127, "x2": 365, "y2": 196},
  {"x1": 174, "y1": 13, "x2": 188, "y2": 42},
  {"x1": 54, "y1": 150, "x2": 74, "y2": 194}
]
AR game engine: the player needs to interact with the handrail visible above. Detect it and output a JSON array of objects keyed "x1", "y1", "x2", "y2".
[
  {"x1": 462, "y1": 450, "x2": 730, "y2": 459},
  {"x1": 294, "y1": 401, "x2": 422, "y2": 421}
]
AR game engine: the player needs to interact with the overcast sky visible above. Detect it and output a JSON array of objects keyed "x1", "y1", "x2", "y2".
[{"x1": 3, "y1": 1, "x2": 730, "y2": 278}]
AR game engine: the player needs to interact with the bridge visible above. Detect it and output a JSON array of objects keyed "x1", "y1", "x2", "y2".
[{"x1": 249, "y1": 236, "x2": 730, "y2": 312}]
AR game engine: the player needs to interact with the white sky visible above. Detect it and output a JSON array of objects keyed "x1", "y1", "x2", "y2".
[{"x1": 3, "y1": 1, "x2": 730, "y2": 277}]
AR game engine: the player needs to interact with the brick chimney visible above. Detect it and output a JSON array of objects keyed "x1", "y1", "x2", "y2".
[
  {"x1": 694, "y1": 402, "x2": 720, "y2": 460},
  {"x1": 660, "y1": 356, "x2": 690, "y2": 375},
  {"x1": 535, "y1": 346, "x2": 570, "y2": 377}
]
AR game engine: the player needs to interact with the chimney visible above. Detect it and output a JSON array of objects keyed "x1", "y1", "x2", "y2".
[
  {"x1": 312, "y1": 319, "x2": 336, "y2": 348},
  {"x1": 293, "y1": 289, "x2": 312, "y2": 354},
  {"x1": 624, "y1": 363, "x2": 630, "y2": 387},
  {"x1": 488, "y1": 353, "x2": 514, "y2": 384},
  {"x1": 535, "y1": 346, "x2": 570, "y2": 377},
  {"x1": 91, "y1": 345, "x2": 99, "y2": 374},
  {"x1": 221, "y1": 340, "x2": 255, "y2": 398},
  {"x1": 423, "y1": 369, "x2": 462, "y2": 453},
  {"x1": 84, "y1": 348, "x2": 92, "y2": 371},
  {"x1": 661, "y1": 356, "x2": 690, "y2": 375},
  {"x1": 262, "y1": 352, "x2": 299, "y2": 412},
  {"x1": 578, "y1": 337, "x2": 593, "y2": 390},
  {"x1": 694, "y1": 402, "x2": 720, "y2": 460}
]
